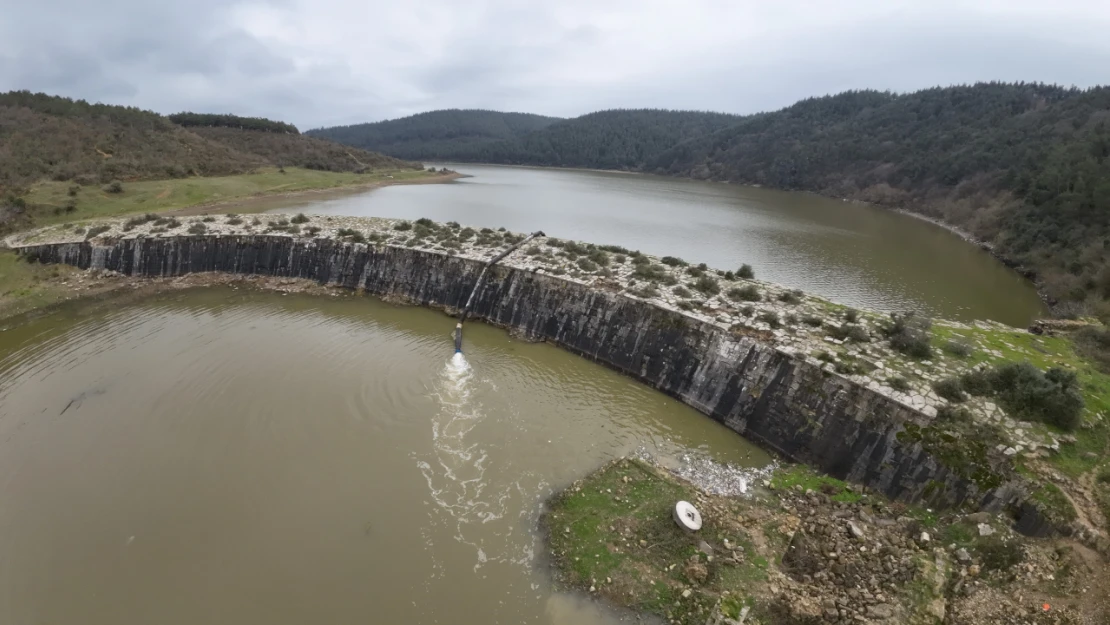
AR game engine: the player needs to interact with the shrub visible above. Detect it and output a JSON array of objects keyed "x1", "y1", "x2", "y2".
[
  {"x1": 305, "y1": 226, "x2": 321, "y2": 236},
  {"x1": 632, "y1": 263, "x2": 668, "y2": 282},
  {"x1": 613, "y1": 254, "x2": 626, "y2": 264},
  {"x1": 740, "y1": 305, "x2": 755, "y2": 316},
  {"x1": 291, "y1": 213, "x2": 311, "y2": 224},
  {"x1": 587, "y1": 249, "x2": 609, "y2": 266},
  {"x1": 661, "y1": 256, "x2": 687, "y2": 267},
  {"x1": 201, "y1": 215, "x2": 216, "y2": 223},
  {"x1": 987, "y1": 362, "x2": 1084, "y2": 430},
  {"x1": 883, "y1": 312, "x2": 933, "y2": 358},
  {"x1": 737, "y1": 264, "x2": 754, "y2": 279},
  {"x1": 888, "y1": 376, "x2": 912, "y2": 392},
  {"x1": 933, "y1": 377, "x2": 967, "y2": 403},
  {"x1": 63, "y1": 199, "x2": 77, "y2": 213},
  {"x1": 67, "y1": 184, "x2": 80, "y2": 197},
  {"x1": 226, "y1": 217, "x2": 243, "y2": 225},
  {"x1": 958, "y1": 369, "x2": 993, "y2": 396},
  {"x1": 630, "y1": 253, "x2": 651, "y2": 266},
  {"x1": 673, "y1": 285, "x2": 692, "y2": 298},
  {"x1": 103, "y1": 180, "x2": 123, "y2": 193},
  {"x1": 757, "y1": 311, "x2": 781, "y2": 328},
  {"x1": 844, "y1": 309, "x2": 859, "y2": 323},
  {"x1": 778, "y1": 290, "x2": 803, "y2": 305},
  {"x1": 802, "y1": 314, "x2": 824, "y2": 327},
  {"x1": 829, "y1": 323, "x2": 870, "y2": 343},
  {"x1": 393, "y1": 221, "x2": 412, "y2": 231},
  {"x1": 577, "y1": 258, "x2": 598, "y2": 272},
  {"x1": 84, "y1": 225, "x2": 110, "y2": 240},
  {"x1": 188, "y1": 223, "x2": 207, "y2": 235},
  {"x1": 723, "y1": 270, "x2": 735, "y2": 280},
  {"x1": 630, "y1": 285, "x2": 660, "y2": 298},
  {"x1": 598, "y1": 244, "x2": 629, "y2": 254},
  {"x1": 497, "y1": 227, "x2": 506, "y2": 232},
  {"x1": 677, "y1": 301, "x2": 696, "y2": 311},
  {"x1": 693, "y1": 275, "x2": 720, "y2": 295},
  {"x1": 457, "y1": 227, "x2": 475, "y2": 241},
  {"x1": 936, "y1": 404, "x2": 973, "y2": 422},
  {"x1": 446, "y1": 221, "x2": 460, "y2": 229},
  {"x1": 122, "y1": 213, "x2": 158, "y2": 231},
  {"x1": 727, "y1": 285, "x2": 761, "y2": 302},
  {"x1": 685, "y1": 265, "x2": 705, "y2": 278},
  {"x1": 251, "y1": 217, "x2": 262, "y2": 226},
  {"x1": 943, "y1": 339, "x2": 973, "y2": 358},
  {"x1": 785, "y1": 313, "x2": 799, "y2": 325},
  {"x1": 415, "y1": 217, "x2": 434, "y2": 227}
]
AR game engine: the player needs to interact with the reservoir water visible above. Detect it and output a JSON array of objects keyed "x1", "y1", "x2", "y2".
[
  {"x1": 258, "y1": 163, "x2": 1046, "y2": 326},
  {"x1": 0, "y1": 289, "x2": 769, "y2": 625}
]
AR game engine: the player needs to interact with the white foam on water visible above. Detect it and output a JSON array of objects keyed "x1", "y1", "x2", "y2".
[
  {"x1": 637, "y1": 446, "x2": 778, "y2": 497},
  {"x1": 417, "y1": 351, "x2": 543, "y2": 572}
]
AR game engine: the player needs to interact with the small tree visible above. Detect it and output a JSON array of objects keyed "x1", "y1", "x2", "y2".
[
  {"x1": 737, "y1": 264, "x2": 755, "y2": 279},
  {"x1": 103, "y1": 180, "x2": 123, "y2": 193}
]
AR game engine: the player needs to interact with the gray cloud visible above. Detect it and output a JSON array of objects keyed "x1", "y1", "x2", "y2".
[{"x1": 1, "y1": 0, "x2": 1108, "y2": 129}]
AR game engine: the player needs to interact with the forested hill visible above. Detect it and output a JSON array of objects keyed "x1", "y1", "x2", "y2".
[
  {"x1": 315, "y1": 84, "x2": 1110, "y2": 310},
  {"x1": 306, "y1": 109, "x2": 561, "y2": 161},
  {"x1": 649, "y1": 84, "x2": 1110, "y2": 311},
  {"x1": 0, "y1": 92, "x2": 417, "y2": 194}
]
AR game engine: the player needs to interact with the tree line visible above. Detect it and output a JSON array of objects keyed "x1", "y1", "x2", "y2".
[{"x1": 169, "y1": 112, "x2": 300, "y2": 134}]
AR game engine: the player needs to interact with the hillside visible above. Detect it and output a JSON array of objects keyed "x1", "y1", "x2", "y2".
[
  {"x1": 0, "y1": 92, "x2": 417, "y2": 195},
  {"x1": 316, "y1": 84, "x2": 1110, "y2": 311},
  {"x1": 648, "y1": 84, "x2": 1110, "y2": 311},
  {"x1": 306, "y1": 109, "x2": 561, "y2": 160}
]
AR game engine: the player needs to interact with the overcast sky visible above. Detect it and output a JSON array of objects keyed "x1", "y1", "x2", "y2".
[{"x1": 2, "y1": 0, "x2": 1109, "y2": 129}]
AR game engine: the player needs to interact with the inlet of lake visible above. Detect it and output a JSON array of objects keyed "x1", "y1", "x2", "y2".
[{"x1": 0, "y1": 164, "x2": 1046, "y2": 624}]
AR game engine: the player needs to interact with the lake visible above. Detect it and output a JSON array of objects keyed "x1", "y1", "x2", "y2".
[{"x1": 257, "y1": 163, "x2": 1046, "y2": 326}]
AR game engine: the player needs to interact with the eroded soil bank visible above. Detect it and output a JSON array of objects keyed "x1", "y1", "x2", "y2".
[{"x1": 545, "y1": 459, "x2": 1110, "y2": 625}]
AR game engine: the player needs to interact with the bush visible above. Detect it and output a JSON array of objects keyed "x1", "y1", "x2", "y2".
[
  {"x1": 188, "y1": 223, "x2": 207, "y2": 235},
  {"x1": 802, "y1": 314, "x2": 824, "y2": 327},
  {"x1": 987, "y1": 362, "x2": 1084, "y2": 430},
  {"x1": 577, "y1": 258, "x2": 598, "y2": 272},
  {"x1": 723, "y1": 270, "x2": 735, "y2": 280},
  {"x1": 226, "y1": 217, "x2": 243, "y2": 225},
  {"x1": 201, "y1": 215, "x2": 216, "y2": 223},
  {"x1": 888, "y1": 376, "x2": 912, "y2": 392},
  {"x1": 305, "y1": 226, "x2": 321, "y2": 236},
  {"x1": 685, "y1": 265, "x2": 705, "y2": 277},
  {"x1": 844, "y1": 309, "x2": 859, "y2": 323},
  {"x1": 740, "y1": 305, "x2": 755, "y2": 316},
  {"x1": 446, "y1": 221, "x2": 460, "y2": 229},
  {"x1": 632, "y1": 263, "x2": 668, "y2": 282},
  {"x1": 630, "y1": 285, "x2": 659, "y2": 298},
  {"x1": 673, "y1": 285, "x2": 692, "y2": 298},
  {"x1": 458, "y1": 227, "x2": 475, "y2": 241},
  {"x1": 778, "y1": 290, "x2": 803, "y2": 305},
  {"x1": 933, "y1": 378, "x2": 967, "y2": 403},
  {"x1": 883, "y1": 312, "x2": 933, "y2": 358},
  {"x1": 613, "y1": 254, "x2": 626, "y2": 264},
  {"x1": 598, "y1": 244, "x2": 630, "y2": 254},
  {"x1": 661, "y1": 256, "x2": 687, "y2": 267},
  {"x1": 121, "y1": 213, "x2": 158, "y2": 231},
  {"x1": 737, "y1": 264, "x2": 755, "y2": 279},
  {"x1": 630, "y1": 253, "x2": 650, "y2": 266},
  {"x1": 64, "y1": 199, "x2": 77, "y2": 213},
  {"x1": 291, "y1": 213, "x2": 310, "y2": 224},
  {"x1": 415, "y1": 217, "x2": 434, "y2": 227},
  {"x1": 976, "y1": 536, "x2": 1024, "y2": 572},
  {"x1": 67, "y1": 184, "x2": 80, "y2": 197},
  {"x1": 831, "y1": 323, "x2": 870, "y2": 343},
  {"x1": 758, "y1": 311, "x2": 781, "y2": 329},
  {"x1": 727, "y1": 285, "x2": 761, "y2": 302},
  {"x1": 393, "y1": 221, "x2": 412, "y2": 231},
  {"x1": 958, "y1": 369, "x2": 994, "y2": 396},
  {"x1": 693, "y1": 275, "x2": 720, "y2": 295},
  {"x1": 942, "y1": 339, "x2": 973, "y2": 358},
  {"x1": 103, "y1": 180, "x2": 123, "y2": 193},
  {"x1": 84, "y1": 225, "x2": 110, "y2": 240},
  {"x1": 587, "y1": 249, "x2": 609, "y2": 266},
  {"x1": 251, "y1": 217, "x2": 262, "y2": 226}
]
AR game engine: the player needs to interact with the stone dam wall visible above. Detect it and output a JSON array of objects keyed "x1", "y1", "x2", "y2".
[{"x1": 16, "y1": 235, "x2": 1043, "y2": 529}]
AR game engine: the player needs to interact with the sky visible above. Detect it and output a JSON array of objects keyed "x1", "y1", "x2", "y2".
[{"x1": 1, "y1": 0, "x2": 1109, "y2": 129}]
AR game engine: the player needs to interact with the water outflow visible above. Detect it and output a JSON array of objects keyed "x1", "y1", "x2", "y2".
[{"x1": 454, "y1": 231, "x2": 545, "y2": 353}]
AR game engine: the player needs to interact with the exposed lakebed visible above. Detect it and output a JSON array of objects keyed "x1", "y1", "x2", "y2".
[{"x1": 0, "y1": 288, "x2": 769, "y2": 625}]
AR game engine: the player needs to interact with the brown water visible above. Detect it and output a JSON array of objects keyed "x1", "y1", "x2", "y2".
[
  {"x1": 0, "y1": 288, "x2": 769, "y2": 625},
  {"x1": 259, "y1": 163, "x2": 1047, "y2": 326}
]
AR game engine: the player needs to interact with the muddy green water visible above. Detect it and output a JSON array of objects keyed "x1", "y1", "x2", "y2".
[
  {"x1": 0, "y1": 288, "x2": 769, "y2": 625},
  {"x1": 258, "y1": 163, "x2": 1046, "y2": 326}
]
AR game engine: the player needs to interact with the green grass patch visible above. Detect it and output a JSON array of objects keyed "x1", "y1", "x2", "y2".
[
  {"x1": 23, "y1": 167, "x2": 432, "y2": 225},
  {"x1": 769, "y1": 464, "x2": 862, "y2": 503}
]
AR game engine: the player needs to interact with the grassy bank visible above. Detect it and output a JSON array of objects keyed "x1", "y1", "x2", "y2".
[
  {"x1": 546, "y1": 459, "x2": 1107, "y2": 624},
  {"x1": 21, "y1": 167, "x2": 445, "y2": 225}
]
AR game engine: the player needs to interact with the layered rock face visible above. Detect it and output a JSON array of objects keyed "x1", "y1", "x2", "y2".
[{"x1": 16, "y1": 234, "x2": 1036, "y2": 527}]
